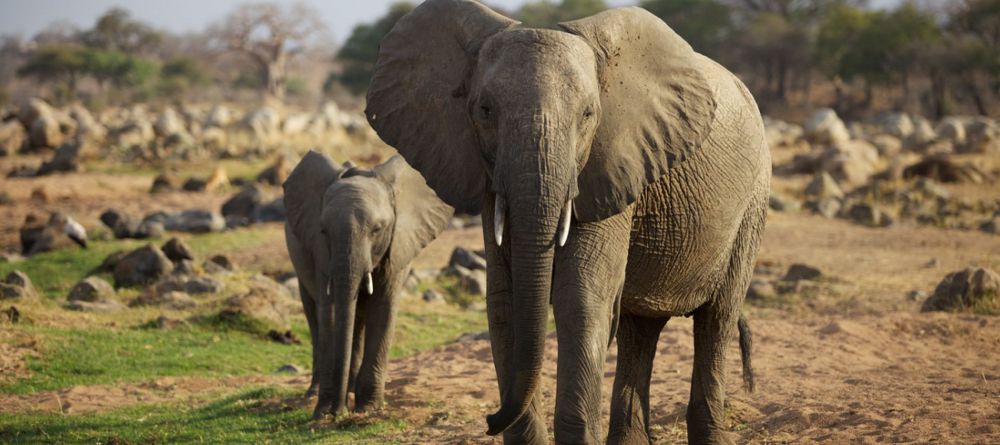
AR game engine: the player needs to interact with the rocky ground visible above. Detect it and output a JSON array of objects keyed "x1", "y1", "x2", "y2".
[{"x1": 1, "y1": 101, "x2": 999, "y2": 444}]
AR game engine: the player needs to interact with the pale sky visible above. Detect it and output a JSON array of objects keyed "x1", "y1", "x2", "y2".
[{"x1": 0, "y1": 0, "x2": 901, "y2": 44}]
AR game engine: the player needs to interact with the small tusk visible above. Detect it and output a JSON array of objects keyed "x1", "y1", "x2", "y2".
[
  {"x1": 364, "y1": 272, "x2": 374, "y2": 295},
  {"x1": 558, "y1": 198, "x2": 572, "y2": 247},
  {"x1": 494, "y1": 195, "x2": 506, "y2": 247}
]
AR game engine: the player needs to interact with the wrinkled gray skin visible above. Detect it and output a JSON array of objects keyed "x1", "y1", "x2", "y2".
[
  {"x1": 283, "y1": 152, "x2": 453, "y2": 418},
  {"x1": 366, "y1": 1, "x2": 770, "y2": 444}
]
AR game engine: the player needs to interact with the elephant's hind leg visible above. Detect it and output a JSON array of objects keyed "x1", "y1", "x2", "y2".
[
  {"x1": 687, "y1": 201, "x2": 766, "y2": 445},
  {"x1": 299, "y1": 283, "x2": 321, "y2": 398},
  {"x1": 607, "y1": 314, "x2": 668, "y2": 445}
]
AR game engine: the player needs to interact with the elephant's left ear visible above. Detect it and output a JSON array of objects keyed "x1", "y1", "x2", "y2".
[
  {"x1": 374, "y1": 156, "x2": 455, "y2": 267},
  {"x1": 559, "y1": 7, "x2": 717, "y2": 222}
]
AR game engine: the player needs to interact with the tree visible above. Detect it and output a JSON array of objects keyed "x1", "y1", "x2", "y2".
[
  {"x1": 211, "y1": 2, "x2": 326, "y2": 101},
  {"x1": 332, "y1": 2, "x2": 414, "y2": 95},
  {"x1": 641, "y1": 0, "x2": 734, "y2": 58},
  {"x1": 17, "y1": 45, "x2": 87, "y2": 94},
  {"x1": 79, "y1": 7, "x2": 162, "y2": 54}
]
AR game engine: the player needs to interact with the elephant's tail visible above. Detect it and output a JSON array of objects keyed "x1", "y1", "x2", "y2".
[{"x1": 737, "y1": 314, "x2": 755, "y2": 393}]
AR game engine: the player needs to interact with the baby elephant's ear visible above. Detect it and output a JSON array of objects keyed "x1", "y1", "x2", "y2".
[
  {"x1": 374, "y1": 156, "x2": 455, "y2": 268},
  {"x1": 283, "y1": 150, "x2": 343, "y2": 242},
  {"x1": 559, "y1": 7, "x2": 717, "y2": 222}
]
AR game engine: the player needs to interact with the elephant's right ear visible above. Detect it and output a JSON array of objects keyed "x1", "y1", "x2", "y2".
[
  {"x1": 366, "y1": 0, "x2": 519, "y2": 215},
  {"x1": 283, "y1": 150, "x2": 343, "y2": 242}
]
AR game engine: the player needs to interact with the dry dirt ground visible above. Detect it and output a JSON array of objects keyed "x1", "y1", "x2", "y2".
[{"x1": 1, "y1": 163, "x2": 999, "y2": 444}]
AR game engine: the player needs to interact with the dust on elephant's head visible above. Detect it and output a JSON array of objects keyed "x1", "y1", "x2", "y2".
[{"x1": 366, "y1": 0, "x2": 718, "y2": 224}]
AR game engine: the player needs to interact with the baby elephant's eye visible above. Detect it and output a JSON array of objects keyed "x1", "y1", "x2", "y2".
[
  {"x1": 480, "y1": 105, "x2": 492, "y2": 119},
  {"x1": 583, "y1": 109, "x2": 594, "y2": 119}
]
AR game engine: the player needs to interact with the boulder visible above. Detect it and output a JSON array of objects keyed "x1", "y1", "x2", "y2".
[
  {"x1": 962, "y1": 118, "x2": 1000, "y2": 154},
  {"x1": 206, "y1": 254, "x2": 237, "y2": 273},
  {"x1": 17, "y1": 98, "x2": 55, "y2": 129},
  {"x1": 143, "y1": 210, "x2": 225, "y2": 234},
  {"x1": 252, "y1": 198, "x2": 286, "y2": 223},
  {"x1": 161, "y1": 237, "x2": 194, "y2": 263},
  {"x1": 906, "y1": 116, "x2": 936, "y2": 148},
  {"x1": 935, "y1": 118, "x2": 966, "y2": 147},
  {"x1": 870, "y1": 134, "x2": 902, "y2": 157},
  {"x1": 29, "y1": 114, "x2": 64, "y2": 149},
  {"x1": 222, "y1": 185, "x2": 268, "y2": 221},
  {"x1": 980, "y1": 217, "x2": 1000, "y2": 235},
  {"x1": 221, "y1": 275, "x2": 296, "y2": 329},
  {"x1": 114, "y1": 119, "x2": 155, "y2": 147},
  {"x1": 804, "y1": 172, "x2": 845, "y2": 200},
  {"x1": 1, "y1": 271, "x2": 38, "y2": 300},
  {"x1": 746, "y1": 279, "x2": 777, "y2": 301},
  {"x1": 154, "y1": 108, "x2": 188, "y2": 138},
  {"x1": 921, "y1": 267, "x2": 1000, "y2": 313},
  {"x1": 452, "y1": 266, "x2": 487, "y2": 296},
  {"x1": 150, "y1": 172, "x2": 182, "y2": 193},
  {"x1": 201, "y1": 126, "x2": 227, "y2": 149},
  {"x1": 803, "y1": 108, "x2": 850, "y2": 145},
  {"x1": 68, "y1": 104, "x2": 106, "y2": 142},
  {"x1": 879, "y1": 113, "x2": 914, "y2": 139},
  {"x1": 65, "y1": 300, "x2": 126, "y2": 312},
  {"x1": 154, "y1": 275, "x2": 224, "y2": 295},
  {"x1": 282, "y1": 113, "x2": 313, "y2": 135},
  {"x1": 256, "y1": 157, "x2": 292, "y2": 186},
  {"x1": 903, "y1": 157, "x2": 983, "y2": 184},
  {"x1": 820, "y1": 140, "x2": 879, "y2": 187},
  {"x1": 37, "y1": 141, "x2": 90, "y2": 175},
  {"x1": 768, "y1": 192, "x2": 800, "y2": 212},
  {"x1": 240, "y1": 107, "x2": 281, "y2": 140},
  {"x1": 204, "y1": 105, "x2": 232, "y2": 128},
  {"x1": 0, "y1": 121, "x2": 26, "y2": 157},
  {"x1": 782, "y1": 264, "x2": 822, "y2": 282},
  {"x1": 811, "y1": 197, "x2": 842, "y2": 219},
  {"x1": 113, "y1": 245, "x2": 173, "y2": 288},
  {"x1": 847, "y1": 203, "x2": 894, "y2": 227},
  {"x1": 67, "y1": 277, "x2": 115, "y2": 302},
  {"x1": 449, "y1": 247, "x2": 487, "y2": 271},
  {"x1": 423, "y1": 289, "x2": 446, "y2": 304},
  {"x1": 19, "y1": 212, "x2": 74, "y2": 256}
]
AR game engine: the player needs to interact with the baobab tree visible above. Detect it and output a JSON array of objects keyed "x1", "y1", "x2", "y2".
[{"x1": 211, "y1": 2, "x2": 326, "y2": 101}]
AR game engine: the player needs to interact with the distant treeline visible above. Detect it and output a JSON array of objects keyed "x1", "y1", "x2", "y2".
[{"x1": 1, "y1": 1, "x2": 997, "y2": 121}]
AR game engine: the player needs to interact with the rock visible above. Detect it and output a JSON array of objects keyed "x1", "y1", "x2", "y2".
[
  {"x1": 173, "y1": 259, "x2": 197, "y2": 275},
  {"x1": 2, "y1": 306, "x2": 20, "y2": 324},
  {"x1": 161, "y1": 237, "x2": 194, "y2": 263},
  {"x1": 19, "y1": 212, "x2": 74, "y2": 256},
  {"x1": 152, "y1": 210, "x2": 225, "y2": 233},
  {"x1": 277, "y1": 364, "x2": 304, "y2": 374},
  {"x1": 131, "y1": 289, "x2": 197, "y2": 310},
  {"x1": 921, "y1": 267, "x2": 1000, "y2": 313},
  {"x1": 222, "y1": 281, "x2": 294, "y2": 329},
  {"x1": 768, "y1": 192, "x2": 800, "y2": 212},
  {"x1": 903, "y1": 157, "x2": 983, "y2": 184},
  {"x1": 804, "y1": 108, "x2": 850, "y2": 145},
  {"x1": 150, "y1": 172, "x2": 182, "y2": 193},
  {"x1": 94, "y1": 251, "x2": 127, "y2": 273},
  {"x1": 256, "y1": 157, "x2": 292, "y2": 186},
  {"x1": 252, "y1": 198, "x2": 286, "y2": 223},
  {"x1": 820, "y1": 140, "x2": 878, "y2": 187},
  {"x1": 240, "y1": 108, "x2": 281, "y2": 140},
  {"x1": 114, "y1": 119, "x2": 155, "y2": 147},
  {"x1": 182, "y1": 177, "x2": 207, "y2": 192},
  {"x1": 963, "y1": 118, "x2": 1000, "y2": 154},
  {"x1": 980, "y1": 217, "x2": 1000, "y2": 235},
  {"x1": 205, "y1": 105, "x2": 232, "y2": 128},
  {"x1": 154, "y1": 108, "x2": 188, "y2": 138},
  {"x1": 804, "y1": 172, "x2": 844, "y2": 200},
  {"x1": 935, "y1": 118, "x2": 966, "y2": 147},
  {"x1": 423, "y1": 289, "x2": 446, "y2": 304},
  {"x1": 746, "y1": 279, "x2": 777, "y2": 301},
  {"x1": 65, "y1": 300, "x2": 126, "y2": 312},
  {"x1": 155, "y1": 275, "x2": 224, "y2": 295},
  {"x1": 870, "y1": 134, "x2": 902, "y2": 157},
  {"x1": 0, "y1": 121, "x2": 26, "y2": 157},
  {"x1": 113, "y1": 245, "x2": 173, "y2": 288},
  {"x1": 906, "y1": 290, "x2": 928, "y2": 301},
  {"x1": 67, "y1": 277, "x2": 115, "y2": 302},
  {"x1": 449, "y1": 247, "x2": 487, "y2": 271},
  {"x1": 267, "y1": 330, "x2": 301, "y2": 344},
  {"x1": 913, "y1": 178, "x2": 950, "y2": 201},
  {"x1": 907, "y1": 116, "x2": 936, "y2": 148},
  {"x1": 206, "y1": 254, "x2": 237, "y2": 272},
  {"x1": 1, "y1": 271, "x2": 38, "y2": 300},
  {"x1": 879, "y1": 113, "x2": 914, "y2": 139},
  {"x1": 457, "y1": 268, "x2": 487, "y2": 296},
  {"x1": 68, "y1": 104, "x2": 106, "y2": 142},
  {"x1": 811, "y1": 197, "x2": 842, "y2": 219},
  {"x1": 0, "y1": 191, "x2": 11, "y2": 206},
  {"x1": 782, "y1": 264, "x2": 822, "y2": 282},
  {"x1": 29, "y1": 113, "x2": 65, "y2": 149},
  {"x1": 201, "y1": 126, "x2": 227, "y2": 149},
  {"x1": 847, "y1": 203, "x2": 894, "y2": 227},
  {"x1": 37, "y1": 140, "x2": 93, "y2": 175},
  {"x1": 222, "y1": 185, "x2": 268, "y2": 221}
]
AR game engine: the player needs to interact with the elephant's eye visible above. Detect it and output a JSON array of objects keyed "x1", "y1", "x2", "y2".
[
  {"x1": 583, "y1": 109, "x2": 594, "y2": 119},
  {"x1": 480, "y1": 105, "x2": 492, "y2": 119}
]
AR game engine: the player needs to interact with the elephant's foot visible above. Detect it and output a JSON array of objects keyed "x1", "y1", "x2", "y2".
[
  {"x1": 311, "y1": 393, "x2": 342, "y2": 420},
  {"x1": 687, "y1": 428, "x2": 736, "y2": 445},
  {"x1": 304, "y1": 382, "x2": 320, "y2": 398},
  {"x1": 606, "y1": 428, "x2": 650, "y2": 445}
]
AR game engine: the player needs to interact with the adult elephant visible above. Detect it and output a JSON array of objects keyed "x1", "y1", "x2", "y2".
[
  {"x1": 366, "y1": 1, "x2": 769, "y2": 444},
  {"x1": 284, "y1": 152, "x2": 453, "y2": 418}
]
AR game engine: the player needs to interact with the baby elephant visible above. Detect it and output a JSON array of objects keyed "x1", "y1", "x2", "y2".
[{"x1": 283, "y1": 151, "x2": 453, "y2": 418}]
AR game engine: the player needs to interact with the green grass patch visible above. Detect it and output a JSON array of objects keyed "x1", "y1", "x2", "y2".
[
  {"x1": 1, "y1": 323, "x2": 312, "y2": 395},
  {"x1": 390, "y1": 303, "x2": 487, "y2": 358},
  {"x1": 0, "y1": 387, "x2": 405, "y2": 444}
]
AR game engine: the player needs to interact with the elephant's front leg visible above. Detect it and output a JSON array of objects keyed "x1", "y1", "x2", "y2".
[
  {"x1": 298, "y1": 282, "x2": 321, "y2": 397},
  {"x1": 483, "y1": 193, "x2": 548, "y2": 444},
  {"x1": 354, "y1": 270, "x2": 402, "y2": 412},
  {"x1": 551, "y1": 209, "x2": 633, "y2": 445}
]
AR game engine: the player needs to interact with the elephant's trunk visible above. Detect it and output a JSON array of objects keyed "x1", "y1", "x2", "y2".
[
  {"x1": 486, "y1": 120, "x2": 569, "y2": 435},
  {"x1": 321, "y1": 247, "x2": 369, "y2": 417}
]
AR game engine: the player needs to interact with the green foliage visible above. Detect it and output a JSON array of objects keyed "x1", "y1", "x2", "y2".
[
  {"x1": 641, "y1": 0, "x2": 733, "y2": 58},
  {"x1": 16, "y1": 45, "x2": 86, "y2": 84},
  {"x1": 0, "y1": 387, "x2": 405, "y2": 444},
  {"x1": 516, "y1": 0, "x2": 608, "y2": 28},
  {"x1": 78, "y1": 7, "x2": 162, "y2": 54},
  {"x1": 333, "y1": 2, "x2": 415, "y2": 95}
]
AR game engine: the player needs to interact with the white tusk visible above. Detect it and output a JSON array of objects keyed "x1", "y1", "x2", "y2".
[
  {"x1": 494, "y1": 195, "x2": 506, "y2": 247},
  {"x1": 364, "y1": 272, "x2": 374, "y2": 295},
  {"x1": 558, "y1": 198, "x2": 572, "y2": 247}
]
